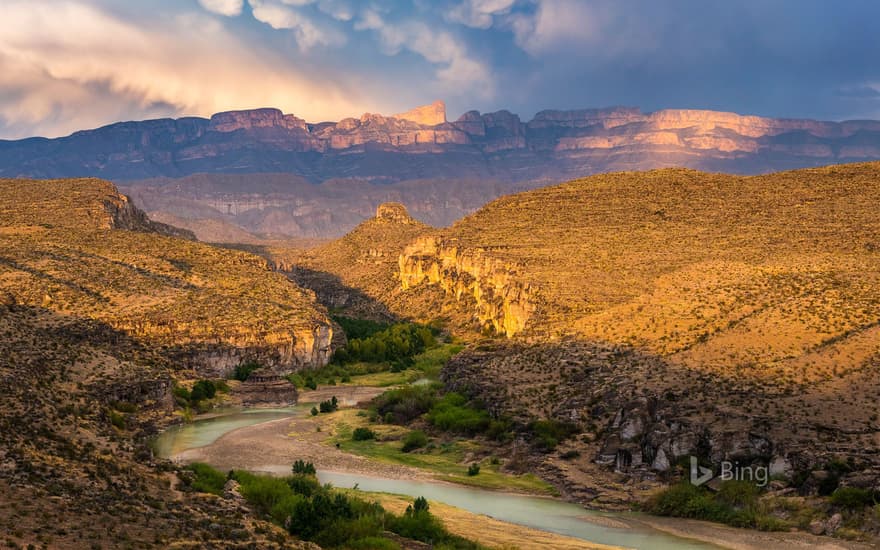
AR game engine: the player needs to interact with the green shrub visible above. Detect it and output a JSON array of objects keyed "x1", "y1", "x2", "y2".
[
  {"x1": 188, "y1": 463, "x2": 226, "y2": 495},
  {"x1": 311, "y1": 406, "x2": 318, "y2": 416},
  {"x1": 332, "y1": 316, "x2": 389, "y2": 340},
  {"x1": 292, "y1": 460, "x2": 317, "y2": 475},
  {"x1": 529, "y1": 419, "x2": 578, "y2": 452},
  {"x1": 716, "y1": 480, "x2": 759, "y2": 509},
  {"x1": 190, "y1": 379, "x2": 216, "y2": 403},
  {"x1": 467, "y1": 463, "x2": 481, "y2": 476},
  {"x1": 332, "y1": 322, "x2": 436, "y2": 365},
  {"x1": 240, "y1": 475, "x2": 296, "y2": 518},
  {"x1": 287, "y1": 474, "x2": 321, "y2": 497},
  {"x1": 831, "y1": 487, "x2": 875, "y2": 509},
  {"x1": 111, "y1": 401, "x2": 137, "y2": 413},
  {"x1": 172, "y1": 385, "x2": 190, "y2": 406},
  {"x1": 646, "y1": 482, "x2": 707, "y2": 516},
  {"x1": 486, "y1": 419, "x2": 513, "y2": 442},
  {"x1": 189, "y1": 463, "x2": 482, "y2": 549},
  {"x1": 401, "y1": 430, "x2": 429, "y2": 453},
  {"x1": 645, "y1": 480, "x2": 786, "y2": 530},
  {"x1": 108, "y1": 410, "x2": 126, "y2": 429},
  {"x1": 319, "y1": 396, "x2": 339, "y2": 413},
  {"x1": 373, "y1": 384, "x2": 439, "y2": 424},
  {"x1": 352, "y1": 427, "x2": 376, "y2": 441},
  {"x1": 232, "y1": 360, "x2": 261, "y2": 381},
  {"x1": 426, "y1": 393, "x2": 490, "y2": 435}
]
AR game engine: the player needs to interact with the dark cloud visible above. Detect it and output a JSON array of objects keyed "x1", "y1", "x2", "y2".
[{"x1": 1, "y1": 0, "x2": 879, "y2": 138}]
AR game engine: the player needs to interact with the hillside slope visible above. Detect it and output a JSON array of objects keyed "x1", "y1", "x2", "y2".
[
  {"x1": 0, "y1": 178, "x2": 339, "y2": 548},
  {"x1": 395, "y1": 163, "x2": 880, "y2": 504},
  {"x1": 265, "y1": 202, "x2": 447, "y2": 323},
  {"x1": 0, "y1": 178, "x2": 335, "y2": 375}
]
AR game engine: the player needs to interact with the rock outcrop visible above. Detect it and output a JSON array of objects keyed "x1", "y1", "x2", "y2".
[
  {"x1": 393, "y1": 100, "x2": 447, "y2": 126},
  {"x1": 399, "y1": 236, "x2": 535, "y2": 337}
]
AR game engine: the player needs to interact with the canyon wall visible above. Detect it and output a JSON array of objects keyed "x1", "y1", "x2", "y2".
[{"x1": 399, "y1": 236, "x2": 535, "y2": 337}]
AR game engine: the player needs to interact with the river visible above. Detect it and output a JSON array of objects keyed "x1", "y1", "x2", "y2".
[{"x1": 153, "y1": 407, "x2": 721, "y2": 549}]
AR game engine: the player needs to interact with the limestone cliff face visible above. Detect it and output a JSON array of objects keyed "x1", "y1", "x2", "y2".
[
  {"x1": 102, "y1": 186, "x2": 197, "y2": 239},
  {"x1": 162, "y1": 323, "x2": 334, "y2": 378},
  {"x1": 6, "y1": 103, "x2": 880, "y2": 183},
  {"x1": 394, "y1": 100, "x2": 447, "y2": 126},
  {"x1": 209, "y1": 108, "x2": 308, "y2": 132},
  {"x1": 399, "y1": 236, "x2": 535, "y2": 337}
]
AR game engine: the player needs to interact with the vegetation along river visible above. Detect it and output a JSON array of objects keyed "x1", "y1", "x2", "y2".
[{"x1": 153, "y1": 406, "x2": 720, "y2": 550}]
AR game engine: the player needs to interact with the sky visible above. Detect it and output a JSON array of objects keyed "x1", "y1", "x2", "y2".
[{"x1": 1, "y1": 0, "x2": 879, "y2": 139}]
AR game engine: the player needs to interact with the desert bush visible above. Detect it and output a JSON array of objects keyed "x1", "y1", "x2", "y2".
[
  {"x1": 232, "y1": 360, "x2": 261, "y2": 381},
  {"x1": 292, "y1": 460, "x2": 317, "y2": 475},
  {"x1": 528, "y1": 419, "x2": 578, "y2": 451},
  {"x1": 401, "y1": 430, "x2": 428, "y2": 453},
  {"x1": 426, "y1": 393, "x2": 490, "y2": 435},
  {"x1": 352, "y1": 427, "x2": 376, "y2": 441},
  {"x1": 831, "y1": 487, "x2": 875, "y2": 509},
  {"x1": 187, "y1": 462, "x2": 226, "y2": 495},
  {"x1": 373, "y1": 384, "x2": 439, "y2": 423}
]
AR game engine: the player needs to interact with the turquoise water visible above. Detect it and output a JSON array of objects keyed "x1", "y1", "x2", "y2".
[
  {"x1": 319, "y1": 471, "x2": 718, "y2": 550},
  {"x1": 155, "y1": 408, "x2": 720, "y2": 549},
  {"x1": 152, "y1": 407, "x2": 304, "y2": 457}
]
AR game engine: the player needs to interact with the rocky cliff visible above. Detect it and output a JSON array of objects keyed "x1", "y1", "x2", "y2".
[
  {"x1": 4, "y1": 102, "x2": 880, "y2": 183},
  {"x1": 399, "y1": 237, "x2": 535, "y2": 337}
]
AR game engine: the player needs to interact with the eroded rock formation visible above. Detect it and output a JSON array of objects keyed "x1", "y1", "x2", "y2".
[{"x1": 399, "y1": 236, "x2": 535, "y2": 337}]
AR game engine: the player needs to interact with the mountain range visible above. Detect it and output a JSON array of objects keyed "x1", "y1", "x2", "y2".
[{"x1": 4, "y1": 101, "x2": 880, "y2": 239}]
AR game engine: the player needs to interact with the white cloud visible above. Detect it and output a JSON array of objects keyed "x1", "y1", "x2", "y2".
[
  {"x1": 355, "y1": 9, "x2": 494, "y2": 97},
  {"x1": 317, "y1": 0, "x2": 353, "y2": 21},
  {"x1": 247, "y1": 0, "x2": 345, "y2": 50},
  {"x1": 446, "y1": 0, "x2": 515, "y2": 29},
  {"x1": 0, "y1": 0, "x2": 377, "y2": 138},
  {"x1": 506, "y1": 0, "x2": 659, "y2": 58},
  {"x1": 197, "y1": 0, "x2": 245, "y2": 17},
  {"x1": 508, "y1": 0, "x2": 600, "y2": 55}
]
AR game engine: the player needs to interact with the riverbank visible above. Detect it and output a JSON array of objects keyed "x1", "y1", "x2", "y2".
[
  {"x1": 636, "y1": 515, "x2": 874, "y2": 550},
  {"x1": 364, "y1": 490, "x2": 623, "y2": 550},
  {"x1": 157, "y1": 386, "x2": 880, "y2": 550}
]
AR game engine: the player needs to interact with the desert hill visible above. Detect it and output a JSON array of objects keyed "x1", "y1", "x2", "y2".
[
  {"x1": 5, "y1": 102, "x2": 880, "y2": 239},
  {"x1": 0, "y1": 178, "x2": 339, "y2": 547},
  {"x1": 0, "y1": 178, "x2": 335, "y2": 375},
  {"x1": 286, "y1": 162, "x2": 880, "y2": 506},
  {"x1": 262, "y1": 202, "x2": 448, "y2": 323}
]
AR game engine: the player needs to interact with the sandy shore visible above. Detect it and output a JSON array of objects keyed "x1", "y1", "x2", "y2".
[
  {"x1": 371, "y1": 492, "x2": 623, "y2": 550},
  {"x1": 174, "y1": 385, "x2": 430, "y2": 480},
  {"x1": 634, "y1": 516, "x2": 874, "y2": 550}
]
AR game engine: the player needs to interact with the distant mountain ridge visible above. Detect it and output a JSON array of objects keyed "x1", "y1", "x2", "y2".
[
  {"x1": 8, "y1": 101, "x2": 880, "y2": 241},
  {"x1": 3, "y1": 101, "x2": 880, "y2": 182}
]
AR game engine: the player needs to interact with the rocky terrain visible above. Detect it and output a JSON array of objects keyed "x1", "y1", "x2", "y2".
[
  {"x1": 259, "y1": 202, "x2": 447, "y2": 324},
  {"x1": 4, "y1": 102, "x2": 880, "y2": 239},
  {"x1": 270, "y1": 163, "x2": 880, "y2": 514},
  {"x1": 0, "y1": 178, "x2": 335, "y2": 377},
  {"x1": 0, "y1": 178, "x2": 346, "y2": 548}
]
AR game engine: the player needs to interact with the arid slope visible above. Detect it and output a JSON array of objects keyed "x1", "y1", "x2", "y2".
[
  {"x1": 395, "y1": 163, "x2": 880, "y2": 505},
  {"x1": 0, "y1": 178, "x2": 335, "y2": 375}
]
